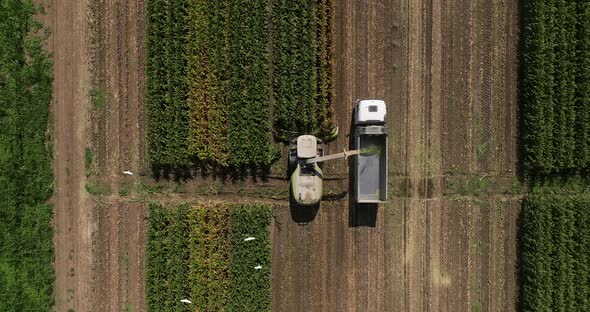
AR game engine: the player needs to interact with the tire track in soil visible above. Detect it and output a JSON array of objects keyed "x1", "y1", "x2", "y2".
[
  {"x1": 440, "y1": 199, "x2": 470, "y2": 311},
  {"x1": 367, "y1": 2, "x2": 387, "y2": 310},
  {"x1": 477, "y1": 0, "x2": 494, "y2": 173},
  {"x1": 276, "y1": 0, "x2": 521, "y2": 309},
  {"x1": 44, "y1": 0, "x2": 93, "y2": 310},
  {"x1": 502, "y1": 0, "x2": 519, "y2": 173},
  {"x1": 89, "y1": 0, "x2": 147, "y2": 311},
  {"x1": 503, "y1": 200, "x2": 521, "y2": 311},
  {"x1": 384, "y1": 199, "x2": 406, "y2": 311},
  {"x1": 427, "y1": 199, "x2": 442, "y2": 311},
  {"x1": 347, "y1": 0, "x2": 369, "y2": 310},
  {"x1": 125, "y1": 2, "x2": 148, "y2": 309},
  {"x1": 405, "y1": 199, "x2": 427, "y2": 311},
  {"x1": 442, "y1": 0, "x2": 473, "y2": 174},
  {"x1": 126, "y1": 202, "x2": 148, "y2": 312},
  {"x1": 101, "y1": 1, "x2": 123, "y2": 310}
]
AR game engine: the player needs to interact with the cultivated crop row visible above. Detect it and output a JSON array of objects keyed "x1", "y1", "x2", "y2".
[
  {"x1": 0, "y1": 1, "x2": 55, "y2": 310},
  {"x1": 272, "y1": 0, "x2": 336, "y2": 141},
  {"x1": 315, "y1": 0, "x2": 336, "y2": 138},
  {"x1": 189, "y1": 202, "x2": 230, "y2": 310},
  {"x1": 577, "y1": 1, "x2": 590, "y2": 169},
  {"x1": 272, "y1": 0, "x2": 317, "y2": 140},
  {"x1": 147, "y1": 0, "x2": 336, "y2": 169},
  {"x1": 146, "y1": 204, "x2": 191, "y2": 311},
  {"x1": 226, "y1": 0, "x2": 275, "y2": 167},
  {"x1": 146, "y1": 202, "x2": 271, "y2": 311},
  {"x1": 187, "y1": 0, "x2": 229, "y2": 166},
  {"x1": 521, "y1": 0, "x2": 590, "y2": 174},
  {"x1": 520, "y1": 195, "x2": 590, "y2": 312},
  {"x1": 147, "y1": 0, "x2": 276, "y2": 168},
  {"x1": 228, "y1": 204, "x2": 272, "y2": 311},
  {"x1": 146, "y1": 0, "x2": 191, "y2": 168}
]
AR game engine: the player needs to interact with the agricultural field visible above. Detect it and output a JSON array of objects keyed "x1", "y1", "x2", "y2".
[
  {"x1": 0, "y1": 1, "x2": 54, "y2": 310},
  {"x1": 146, "y1": 203, "x2": 271, "y2": 311},
  {"x1": 521, "y1": 0, "x2": 590, "y2": 174},
  {"x1": 28, "y1": 0, "x2": 590, "y2": 311},
  {"x1": 146, "y1": 0, "x2": 336, "y2": 170},
  {"x1": 517, "y1": 1, "x2": 590, "y2": 309},
  {"x1": 520, "y1": 193, "x2": 590, "y2": 312}
]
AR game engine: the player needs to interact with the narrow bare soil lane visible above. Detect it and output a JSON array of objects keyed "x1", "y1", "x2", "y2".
[
  {"x1": 40, "y1": 0, "x2": 92, "y2": 310},
  {"x1": 41, "y1": 0, "x2": 148, "y2": 310},
  {"x1": 88, "y1": 0, "x2": 148, "y2": 311}
]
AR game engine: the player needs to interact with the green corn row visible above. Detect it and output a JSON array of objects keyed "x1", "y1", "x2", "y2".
[
  {"x1": 576, "y1": 0, "x2": 590, "y2": 169},
  {"x1": 0, "y1": 1, "x2": 55, "y2": 310},
  {"x1": 272, "y1": 0, "x2": 317, "y2": 140},
  {"x1": 146, "y1": 0, "x2": 191, "y2": 168},
  {"x1": 315, "y1": 0, "x2": 336, "y2": 137},
  {"x1": 147, "y1": 0, "x2": 337, "y2": 168},
  {"x1": 146, "y1": 204, "x2": 191, "y2": 312},
  {"x1": 146, "y1": 203, "x2": 271, "y2": 311},
  {"x1": 521, "y1": 0, "x2": 590, "y2": 174},
  {"x1": 228, "y1": 204, "x2": 272, "y2": 311},
  {"x1": 272, "y1": 0, "x2": 336, "y2": 141},
  {"x1": 187, "y1": 0, "x2": 229, "y2": 166},
  {"x1": 520, "y1": 195, "x2": 590, "y2": 312},
  {"x1": 188, "y1": 202, "x2": 230, "y2": 311},
  {"x1": 552, "y1": 0, "x2": 577, "y2": 170},
  {"x1": 226, "y1": 0, "x2": 275, "y2": 167}
]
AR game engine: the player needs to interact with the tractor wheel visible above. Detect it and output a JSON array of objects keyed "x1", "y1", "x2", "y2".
[{"x1": 288, "y1": 148, "x2": 297, "y2": 172}]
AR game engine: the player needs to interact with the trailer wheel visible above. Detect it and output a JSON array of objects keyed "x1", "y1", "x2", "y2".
[{"x1": 288, "y1": 148, "x2": 297, "y2": 172}]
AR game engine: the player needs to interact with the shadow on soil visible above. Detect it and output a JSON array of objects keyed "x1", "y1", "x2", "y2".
[
  {"x1": 289, "y1": 188, "x2": 320, "y2": 224},
  {"x1": 150, "y1": 160, "x2": 274, "y2": 184},
  {"x1": 349, "y1": 203, "x2": 378, "y2": 227}
]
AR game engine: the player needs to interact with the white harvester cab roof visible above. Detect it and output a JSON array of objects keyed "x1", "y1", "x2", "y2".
[
  {"x1": 355, "y1": 99, "x2": 387, "y2": 125},
  {"x1": 297, "y1": 135, "x2": 317, "y2": 159}
]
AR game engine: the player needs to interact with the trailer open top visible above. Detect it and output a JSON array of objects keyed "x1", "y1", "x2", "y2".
[{"x1": 353, "y1": 100, "x2": 388, "y2": 203}]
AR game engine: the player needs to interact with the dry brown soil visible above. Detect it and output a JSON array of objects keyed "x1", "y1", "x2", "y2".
[
  {"x1": 41, "y1": 0, "x2": 148, "y2": 311},
  {"x1": 272, "y1": 0, "x2": 521, "y2": 311},
  {"x1": 86, "y1": 0, "x2": 148, "y2": 311},
  {"x1": 44, "y1": 0, "x2": 521, "y2": 311},
  {"x1": 39, "y1": 0, "x2": 92, "y2": 310}
]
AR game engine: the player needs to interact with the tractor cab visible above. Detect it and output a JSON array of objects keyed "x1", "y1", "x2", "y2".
[{"x1": 289, "y1": 135, "x2": 324, "y2": 206}]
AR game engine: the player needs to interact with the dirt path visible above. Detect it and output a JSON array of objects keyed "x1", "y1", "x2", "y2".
[
  {"x1": 88, "y1": 0, "x2": 148, "y2": 311},
  {"x1": 41, "y1": 0, "x2": 92, "y2": 310},
  {"x1": 39, "y1": 0, "x2": 147, "y2": 310}
]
